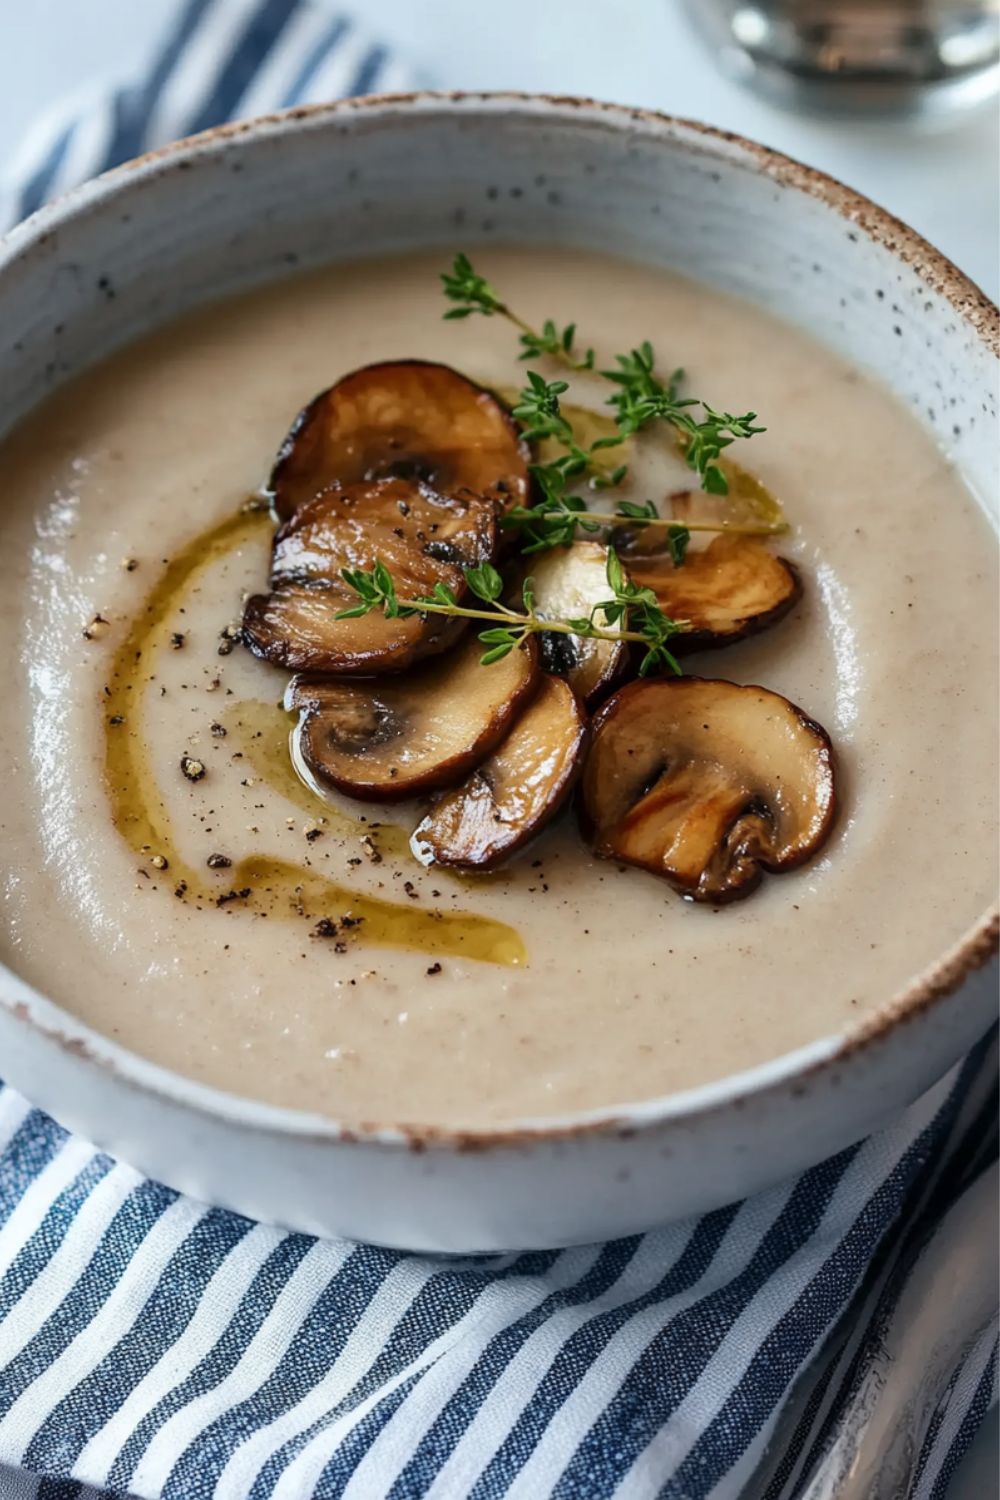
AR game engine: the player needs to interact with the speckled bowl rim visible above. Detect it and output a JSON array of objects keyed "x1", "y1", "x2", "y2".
[{"x1": 0, "y1": 90, "x2": 996, "y2": 1153}]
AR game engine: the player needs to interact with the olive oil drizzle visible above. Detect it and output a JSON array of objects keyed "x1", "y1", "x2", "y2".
[
  {"x1": 220, "y1": 698, "x2": 412, "y2": 862},
  {"x1": 103, "y1": 509, "x2": 526, "y2": 966}
]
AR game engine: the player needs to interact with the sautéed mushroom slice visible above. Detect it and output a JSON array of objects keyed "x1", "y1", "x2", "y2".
[
  {"x1": 626, "y1": 534, "x2": 801, "y2": 650},
  {"x1": 515, "y1": 542, "x2": 628, "y2": 706},
  {"x1": 287, "y1": 637, "x2": 539, "y2": 801},
  {"x1": 581, "y1": 678, "x2": 836, "y2": 902},
  {"x1": 412, "y1": 676, "x2": 588, "y2": 870},
  {"x1": 268, "y1": 360, "x2": 531, "y2": 519},
  {"x1": 242, "y1": 477, "x2": 496, "y2": 674}
]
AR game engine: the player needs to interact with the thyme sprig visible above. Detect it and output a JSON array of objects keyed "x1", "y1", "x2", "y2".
[
  {"x1": 502, "y1": 466, "x2": 690, "y2": 562},
  {"x1": 601, "y1": 342, "x2": 765, "y2": 496},
  {"x1": 441, "y1": 253, "x2": 594, "y2": 370},
  {"x1": 440, "y1": 254, "x2": 766, "y2": 495},
  {"x1": 336, "y1": 551, "x2": 683, "y2": 677},
  {"x1": 505, "y1": 376, "x2": 782, "y2": 557},
  {"x1": 512, "y1": 371, "x2": 627, "y2": 490},
  {"x1": 504, "y1": 479, "x2": 782, "y2": 557}
]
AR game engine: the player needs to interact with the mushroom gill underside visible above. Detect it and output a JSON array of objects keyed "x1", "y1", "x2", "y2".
[
  {"x1": 581, "y1": 678, "x2": 837, "y2": 901},
  {"x1": 412, "y1": 677, "x2": 589, "y2": 870}
]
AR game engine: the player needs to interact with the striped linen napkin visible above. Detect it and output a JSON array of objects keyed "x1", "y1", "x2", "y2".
[
  {"x1": 0, "y1": 3, "x2": 996, "y2": 1496},
  {"x1": 0, "y1": 1046, "x2": 994, "y2": 1500}
]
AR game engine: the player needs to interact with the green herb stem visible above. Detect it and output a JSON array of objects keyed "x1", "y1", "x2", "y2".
[
  {"x1": 346, "y1": 593, "x2": 653, "y2": 647},
  {"x1": 440, "y1": 253, "x2": 594, "y2": 371},
  {"x1": 604, "y1": 517, "x2": 780, "y2": 535},
  {"x1": 441, "y1": 254, "x2": 766, "y2": 497},
  {"x1": 337, "y1": 552, "x2": 684, "y2": 676},
  {"x1": 503, "y1": 459, "x2": 787, "y2": 558},
  {"x1": 509, "y1": 507, "x2": 783, "y2": 538}
]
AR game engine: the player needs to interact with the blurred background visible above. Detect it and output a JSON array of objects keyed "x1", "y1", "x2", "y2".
[{"x1": 0, "y1": 0, "x2": 997, "y2": 296}]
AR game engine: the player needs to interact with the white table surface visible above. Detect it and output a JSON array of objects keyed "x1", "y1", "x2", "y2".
[{"x1": 0, "y1": 5, "x2": 996, "y2": 1496}]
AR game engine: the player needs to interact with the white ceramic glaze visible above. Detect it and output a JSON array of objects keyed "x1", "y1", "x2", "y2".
[{"x1": 0, "y1": 95, "x2": 995, "y2": 1251}]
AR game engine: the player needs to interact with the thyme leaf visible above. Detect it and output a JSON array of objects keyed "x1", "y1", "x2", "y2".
[
  {"x1": 336, "y1": 551, "x2": 683, "y2": 674},
  {"x1": 601, "y1": 342, "x2": 765, "y2": 494},
  {"x1": 441, "y1": 254, "x2": 767, "y2": 497},
  {"x1": 441, "y1": 253, "x2": 595, "y2": 370}
]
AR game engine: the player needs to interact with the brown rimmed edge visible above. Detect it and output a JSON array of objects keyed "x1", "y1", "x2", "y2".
[{"x1": 1, "y1": 90, "x2": 996, "y2": 1153}]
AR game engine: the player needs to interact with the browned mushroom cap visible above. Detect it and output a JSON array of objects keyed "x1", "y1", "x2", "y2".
[
  {"x1": 412, "y1": 677, "x2": 588, "y2": 870},
  {"x1": 269, "y1": 361, "x2": 532, "y2": 520},
  {"x1": 581, "y1": 678, "x2": 836, "y2": 903},
  {"x1": 287, "y1": 636, "x2": 539, "y2": 802},
  {"x1": 626, "y1": 535, "x2": 801, "y2": 651},
  {"x1": 243, "y1": 585, "x2": 463, "y2": 676},
  {"x1": 514, "y1": 542, "x2": 628, "y2": 706},
  {"x1": 242, "y1": 477, "x2": 497, "y2": 674}
]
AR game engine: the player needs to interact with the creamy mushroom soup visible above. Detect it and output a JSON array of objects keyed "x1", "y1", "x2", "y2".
[{"x1": 0, "y1": 249, "x2": 995, "y2": 1126}]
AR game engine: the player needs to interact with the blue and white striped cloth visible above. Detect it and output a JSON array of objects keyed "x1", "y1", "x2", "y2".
[
  {"x1": 0, "y1": 0, "x2": 416, "y2": 232},
  {"x1": 0, "y1": 3, "x2": 996, "y2": 1496},
  {"x1": 0, "y1": 1044, "x2": 994, "y2": 1500}
]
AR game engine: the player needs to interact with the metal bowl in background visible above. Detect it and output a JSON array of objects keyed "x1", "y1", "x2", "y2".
[{"x1": 682, "y1": 0, "x2": 1000, "y2": 120}]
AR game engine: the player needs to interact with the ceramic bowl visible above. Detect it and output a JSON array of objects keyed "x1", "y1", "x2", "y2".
[{"x1": 0, "y1": 94, "x2": 995, "y2": 1252}]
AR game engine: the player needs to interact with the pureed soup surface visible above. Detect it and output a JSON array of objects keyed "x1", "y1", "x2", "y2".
[{"x1": 0, "y1": 249, "x2": 995, "y2": 1127}]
